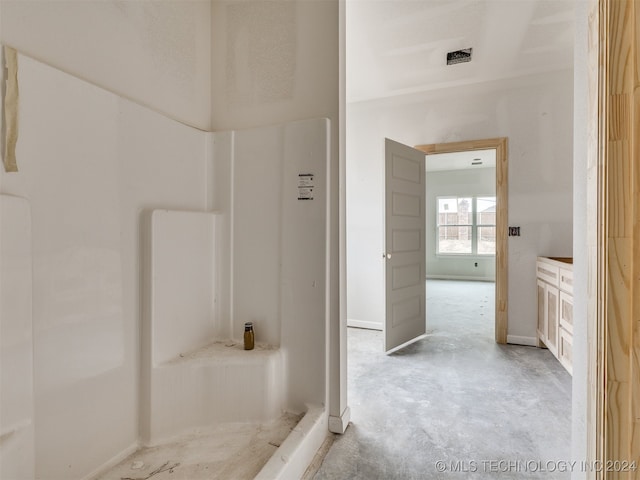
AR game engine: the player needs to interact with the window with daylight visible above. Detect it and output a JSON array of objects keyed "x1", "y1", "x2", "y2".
[{"x1": 437, "y1": 196, "x2": 496, "y2": 255}]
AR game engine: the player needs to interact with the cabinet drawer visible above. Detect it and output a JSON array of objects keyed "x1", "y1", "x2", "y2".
[
  {"x1": 559, "y1": 268, "x2": 573, "y2": 294},
  {"x1": 536, "y1": 260, "x2": 559, "y2": 286}
]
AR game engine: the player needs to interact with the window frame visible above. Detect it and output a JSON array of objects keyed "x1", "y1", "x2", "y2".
[{"x1": 436, "y1": 195, "x2": 496, "y2": 257}]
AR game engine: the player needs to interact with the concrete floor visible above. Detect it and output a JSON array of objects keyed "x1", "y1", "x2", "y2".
[
  {"x1": 94, "y1": 413, "x2": 301, "y2": 480},
  {"x1": 314, "y1": 280, "x2": 572, "y2": 479}
]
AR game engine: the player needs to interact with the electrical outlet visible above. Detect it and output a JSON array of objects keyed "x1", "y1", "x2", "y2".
[
  {"x1": 508, "y1": 226, "x2": 521, "y2": 236},
  {"x1": 474, "y1": 262, "x2": 478, "y2": 267}
]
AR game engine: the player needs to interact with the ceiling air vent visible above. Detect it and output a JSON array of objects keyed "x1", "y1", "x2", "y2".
[{"x1": 447, "y1": 48, "x2": 472, "y2": 65}]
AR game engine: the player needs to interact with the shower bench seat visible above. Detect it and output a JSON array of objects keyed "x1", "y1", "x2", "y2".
[{"x1": 145, "y1": 340, "x2": 285, "y2": 445}]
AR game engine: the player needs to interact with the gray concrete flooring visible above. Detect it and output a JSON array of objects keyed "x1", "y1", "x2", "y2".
[{"x1": 314, "y1": 280, "x2": 572, "y2": 479}]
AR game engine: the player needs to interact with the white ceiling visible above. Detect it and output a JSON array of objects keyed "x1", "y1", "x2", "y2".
[
  {"x1": 346, "y1": 0, "x2": 575, "y2": 103},
  {"x1": 426, "y1": 148, "x2": 496, "y2": 171}
]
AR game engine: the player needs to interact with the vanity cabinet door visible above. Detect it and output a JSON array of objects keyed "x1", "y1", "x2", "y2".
[
  {"x1": 559, "y1": 328, "x2": 573, "y2": 375},
  {"x1": 545, "y1": 284, "x2": 559, "y2": 356},
  {"x1": 537, "y1": 279, "x2": 547, "y2": 343}
]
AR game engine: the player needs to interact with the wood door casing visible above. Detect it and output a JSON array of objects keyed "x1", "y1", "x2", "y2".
[{"x1": 415, "y1": 138, "x2": 508, "y2": 344}]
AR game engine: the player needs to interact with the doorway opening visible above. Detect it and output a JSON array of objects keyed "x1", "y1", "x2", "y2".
[
  {"x1": 423, "y1": 148, "x2": 497, "y2": 343},
  {"x1": 380, "y1": 138, "x2": 505, "y2": 352},
  {"x1": 347, "y1": 137, "x2": 506, "y2": 352},
  {"x1": 416, "y1": 138, "x2": 508, "y2": 345}
]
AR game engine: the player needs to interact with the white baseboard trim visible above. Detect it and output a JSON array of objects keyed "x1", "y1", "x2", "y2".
[
  {"x1": 426, "y1": 275, "x2": 495, "y2": 282},
  {"x1": 81, "y1": 441, "x2": 139, "y2": 480},
  {"x1": 347, "y1": 319, "x2": 382, "y2": 331},
  {"x1": 506, "y1": 335, "x2": 538, "y2": 347},
  {"x1": 328, "y1": 406, "x2": 351, "y2": 434}
]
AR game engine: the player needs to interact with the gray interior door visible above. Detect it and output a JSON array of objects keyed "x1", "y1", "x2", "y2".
[{"x1": 384, "y1": 138, "x2": 426, "y2": 353}]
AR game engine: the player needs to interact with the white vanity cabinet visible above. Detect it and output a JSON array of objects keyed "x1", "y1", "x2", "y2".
[{"x1": 536, "y1": 257, "x2": 573, "y2": 375}]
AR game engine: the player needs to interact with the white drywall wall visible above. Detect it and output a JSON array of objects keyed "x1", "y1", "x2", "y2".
[
  {"x1": 426, "y1": 168, "x2": 496, "y2": 280},
  {"x1": 210, "y1": 1, "x2": 338, "y2": 132},
  {"x1": 0, "y1": 54, "x2": 209, "y2": 480},
  {"x1": 347, "y1": 69, "x2": 573, "y2": 336},
  {"x1": 0, "y1": 195, "x2": 35, "y2": 480},
  {"x1": 0, "y1": 0, "x2": 212, "y2": 130}
]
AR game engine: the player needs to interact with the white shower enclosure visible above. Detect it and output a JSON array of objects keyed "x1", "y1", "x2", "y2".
[{"x1": 0, "y1": 52, "x2": 330, "y2": 480}]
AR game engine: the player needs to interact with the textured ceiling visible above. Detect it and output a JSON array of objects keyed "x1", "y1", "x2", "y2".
[
  {"x1": 426, "y1": 148, "x2": 496, "y2": 171},
  {"x1": 346, "y1": 0, "x2": 575, "y2": 103}
]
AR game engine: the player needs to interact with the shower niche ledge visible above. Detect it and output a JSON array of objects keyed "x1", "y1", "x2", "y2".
[{"x1": 164, "y1": 340, "x2": 279, "y2": 366}]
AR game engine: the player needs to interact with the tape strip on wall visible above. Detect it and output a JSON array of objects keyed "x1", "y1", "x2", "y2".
[{"x1": 3, "y1": 46, "x2": 19, "y2": 173}]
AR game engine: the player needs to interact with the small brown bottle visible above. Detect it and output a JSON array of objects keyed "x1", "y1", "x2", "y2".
[{"x1": 244, "y1": 322, "x2": 255, "y2": 350}]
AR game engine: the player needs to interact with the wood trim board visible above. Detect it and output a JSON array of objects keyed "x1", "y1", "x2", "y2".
[{"x1": 592, "y1": 0, "x2": 640, "y2": 476}]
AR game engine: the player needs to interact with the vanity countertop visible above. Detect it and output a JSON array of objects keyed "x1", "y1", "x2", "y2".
[{"x1": 538, "y1": 256, "x2": 573, "y2": 266}]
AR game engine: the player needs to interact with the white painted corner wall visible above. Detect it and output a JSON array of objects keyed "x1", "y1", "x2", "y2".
[
  {"x1": 347, "y1": 69, "x2": 574, "y2": 336},
  {"x1": 0, "y1": 0, "x2": 213, "y2": 130}
]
